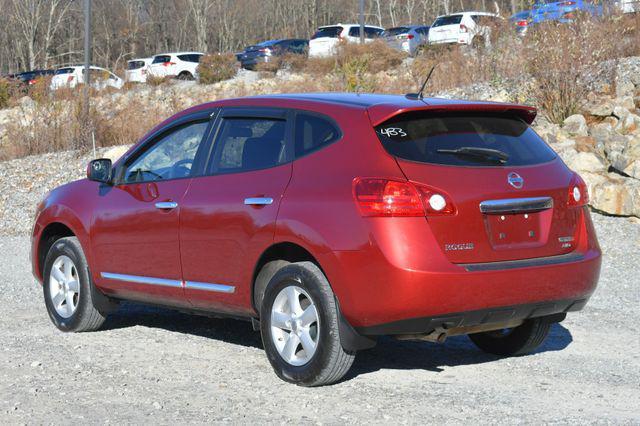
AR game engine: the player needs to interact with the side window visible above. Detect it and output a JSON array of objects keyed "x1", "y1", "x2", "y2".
[
  {"x1": 365, "y1": 27, "x2": 383, "y2": 38},
  {"x1": 124, "y1": 121, "x2": 209, "y2": 183},
  {"x1": 294, "y1": 113, "x2": 341, "y2": 157},
  {"x1": 209, "y1": 118, "x2": 287, "y2": 173}
]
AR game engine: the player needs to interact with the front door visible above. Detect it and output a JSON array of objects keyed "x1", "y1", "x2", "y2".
[
  {"x1": 179, "y1": 108, "x2": 293, "y2": 314},
  {"x1": 92, "y1": 116, "x2": 212, "y2": 306}
]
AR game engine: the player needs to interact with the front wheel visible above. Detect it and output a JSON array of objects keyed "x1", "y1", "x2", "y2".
[
  {"x1": 260, "y1": 262, "x2": 355, "y2": 386},
  {"x1": 468, "y1": 318, "x2": 551, "y2": 356},
  {"x1": 43, "y1": 237, "x2": 108, "y2": 332}
]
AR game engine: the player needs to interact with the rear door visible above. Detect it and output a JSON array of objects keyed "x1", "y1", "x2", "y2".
[
  {"x1": 179, "y1": 108, "x2": 293, "y2": 314},
  {"x1": 374, "y1": 111, "x2": 581, "y2": 264}
]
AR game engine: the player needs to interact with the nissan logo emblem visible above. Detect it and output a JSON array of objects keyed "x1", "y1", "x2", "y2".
[{"x1": 508, "y1": 172, "x2": 524, "y2": 189}]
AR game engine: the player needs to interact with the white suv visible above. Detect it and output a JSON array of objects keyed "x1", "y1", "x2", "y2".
[
  {"x1": 125, "y1": 58, "x2": 152, "y2": 83},
  {"x1": 309, "y1": 24, "x2": 384, "y2": 57},
  {"x1": 428, "y1": 12, "x2": 502, "y2": 47},
  {"x1": 50, "y1": 66, "x2": 123, "y2": 91},
  {"x1": 147, "y1": 52, "x2": 203, "y2": 80}
]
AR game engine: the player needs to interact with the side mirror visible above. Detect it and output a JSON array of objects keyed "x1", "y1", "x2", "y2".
[{"x1": 87, "y1": 158, "x2": 113, "y2": 184}]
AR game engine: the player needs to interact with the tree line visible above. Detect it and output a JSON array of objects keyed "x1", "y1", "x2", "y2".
[{"x1": 0, "y1": 0, "x2": 537, "y2": 74}]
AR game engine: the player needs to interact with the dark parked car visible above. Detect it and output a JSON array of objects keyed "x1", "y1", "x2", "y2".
[
  {"x1": 32, "y1": 93, "x2": 601, "y2": 386},
  {"x1": 237, "y1": 39, "x2": 308, "y2": 69},
  {"x1": 8, "y1": 69, "x2": 54, "y2": 86}
]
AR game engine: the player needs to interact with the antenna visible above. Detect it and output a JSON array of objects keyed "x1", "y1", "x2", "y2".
[{"x1": 405, "y1": 63, "x2": 438, "y2": 100}]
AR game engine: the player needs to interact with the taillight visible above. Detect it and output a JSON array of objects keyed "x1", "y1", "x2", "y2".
[
  {"x1": 67, "y1": 75, "x2": 74, "y2": 82},
  {"x1": 407, "y1": 34, "x2": 414, "y2": 39},
  {"x1": 563, "y1": 12, "x2": 575, "y2": 19},
  {"x1": 28, "y1": 79, "x2": 37, "y2": 85},
  {"x1": 567, "y1": 174, "x2": 589, "y2": 207},
  {"x1": 353, "y1": 178, "x2": 456, "y2": 217},
  {"x1": 517, "y1": 20, "x2": 529, "y2": 27},
  {"x1": 460, "y1": 24, "x2": 468, "y2": 33},
  {"x1": 162, "y1": 62, "x2": 176, "y2": 67}
]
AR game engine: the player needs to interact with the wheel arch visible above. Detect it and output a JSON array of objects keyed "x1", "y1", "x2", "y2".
[
  {"x1": 251, "y1": 241, "x2": 376, "y2": 351},
  {"x1": 37, "y1": 222, "x2": 76, "y2": 280}
]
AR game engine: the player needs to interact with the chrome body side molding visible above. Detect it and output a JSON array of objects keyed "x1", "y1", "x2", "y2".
[
  {"x1": 184, "y1": 281, "x2": 235, "y2": 293},
  {"x1": 479, "y1": 197, "x2": 553, "y2": 215},
  {"x1": 100, "y1": 272, "x2": 183, "y2": 288},
  {"x1": 100, "y1": 272, "x2": 235, "y2": 293}
]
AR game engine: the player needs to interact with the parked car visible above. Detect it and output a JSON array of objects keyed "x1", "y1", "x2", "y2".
[
  {"x1": 309, "y1": 24, "x2": 384, "y2": 57},
  {"x1": 7, "y1": 69, "x2": 54, "y2": 87},
  {"x1": 428, "y1": 11, "x2": 502, "y2": 47},
  {"x1": 49, "y1": 65, "x2": 123, "y2": 91},
  {"x1": 147, "y1": 52, "x2": 203, "y2": 80},
  {"x1": 125, "y1": 58, "x2": 152, "y2": 83},
  {"x1": 617, "y1": 0, "x2": 640, "y2": 13},
  {"x1": 531, "y1": 0, "x2": 605, "y2": 22},
  {"x1": 510, "y1": 10, "x2": 533, "y2": 36},
  {"x1": 237, "y1": 39, "x2": 308, "y2": 70},
  {"x1": 32, "y1": 92, "x2": 601, "y2": 386},
  {"x1": 383, "y1": 25, "x2": 430, "y2": 56}
]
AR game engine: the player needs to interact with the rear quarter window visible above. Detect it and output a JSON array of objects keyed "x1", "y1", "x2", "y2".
[
  {"x1": 177, "y1": 54, "x2": 202, "y2": 63},
  {"x1": 375, "y1": 113, "x2": 556, "y2": 167},
  {"x1": 294, "y1": 113, "x2": 341, "y2": 157}
]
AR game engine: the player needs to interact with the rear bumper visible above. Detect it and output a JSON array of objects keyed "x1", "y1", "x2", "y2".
[
  {"x1": 356, "y1": 297, "x2": 584, "y2": 336},
  {"x1": 322, "y1": 210, "x2": 601, "y2": 330}
]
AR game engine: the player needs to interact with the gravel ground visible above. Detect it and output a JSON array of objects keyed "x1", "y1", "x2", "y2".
[{"x1": 0, "y1": 213, "x2": 638, "y2": 424}]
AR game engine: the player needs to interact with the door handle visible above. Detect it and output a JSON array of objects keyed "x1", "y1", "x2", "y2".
[
  {"x1": 244, "y1": 197, "x2": 273, "y2": 206},
  {"x1": 155, "y1": 201, "x2": 178, "y2": 210}
]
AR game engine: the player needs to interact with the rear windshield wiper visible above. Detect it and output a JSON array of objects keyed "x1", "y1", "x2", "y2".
[{"x1": 436, "y1": 147, "x2": 509, "y2": 164}]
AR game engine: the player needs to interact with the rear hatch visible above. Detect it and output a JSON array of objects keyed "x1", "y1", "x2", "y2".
[
  {"x1": 429, "y1": 15, "x2": 463, "y2": 43},
  {"x1": 384, "y1": 27, "x2": 411, "y2": 48},
  {"x1": 310, "y1": 26, "x2": 342, "y2": 55},
  {"x1": 372, "y1": 107, "x2": 582, "y2": 264}
]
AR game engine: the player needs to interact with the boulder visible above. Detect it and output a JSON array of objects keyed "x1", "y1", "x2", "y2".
[
  {"x1": 587, "y1": 173, "x2": 640, "y2": 217},
  {"x1": 575, "y1": 136, "x2": 597, "y2": 153},
  {"x1": 585, "y1": 99, "x2": 614, "y2": 117},
  {"x1": 615, "y1": 112, "x2": 640, "y2": 135},
  {"x1": 562, "y1": 114, "x2": 588, "y2": 136},
  {"x1": 565, "y1": 151, "x2": 607, "y2": 174}
]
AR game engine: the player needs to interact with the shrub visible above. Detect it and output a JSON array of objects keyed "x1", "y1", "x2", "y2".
[
  {"x1": 0, "y1": 77, "x2": 20, "y2": 109},
  {"x1": 197, "y1": 53, "x2": 238, "y2": 84},
  {"x1": 146, "y1": 75, "x2": 171, "y2": 86},
  {"x1": 336, "y1": 40, "x2": 406, "y2": 74}
]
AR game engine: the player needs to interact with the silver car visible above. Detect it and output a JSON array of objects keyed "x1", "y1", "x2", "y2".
[{"x1": 383, "y1": 25, "x2": 430, "y2": 56}]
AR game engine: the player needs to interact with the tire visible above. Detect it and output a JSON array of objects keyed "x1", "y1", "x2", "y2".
[
  {"x1": 43, "y1": 237, "x2": 107, "y2": 332},
  {"x1": 260, "y1": 261, "x2": 355, "y2": 386},
  {"x1": 468, "y1": 318, "x2": 551, "y2": 356},
  {"x1": 253, "y1": 260, "x2": 290, "y2": 311},
  {"x1": 177, "y1": 71, "x2": 193, "y2": 80}
]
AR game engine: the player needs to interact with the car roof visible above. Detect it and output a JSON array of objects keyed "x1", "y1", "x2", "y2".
[
  {"x1": 436, "y1": 11, "x2": 499, "y2": 17},
  {"x1": 385, "y1": 25, "x2": 427, "y2": 31},
  {"x1": 318, "y1": 23, "x2": 384, "y2": 29},
  {"x1": 153, "y1": 52, "x2": 204, "y2": 56},
  {"x1": 128, "y1": 58, "x2": 152, "y2": 62},
  {"x1": 170, "y1": 93, "x2": 537, "y2": 126}
]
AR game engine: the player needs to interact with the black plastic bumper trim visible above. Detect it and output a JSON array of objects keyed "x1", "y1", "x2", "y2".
[
  {"x1": 355, "y1": 298, "x2": 588, "y2": 336},
  {"x1": 461, "y1": 252, "x2": 584, "y2": 272}
]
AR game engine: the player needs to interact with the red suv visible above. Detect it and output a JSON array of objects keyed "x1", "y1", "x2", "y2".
[{"x1": 31, "y1": 94, "x2": 601, "y2": 386}]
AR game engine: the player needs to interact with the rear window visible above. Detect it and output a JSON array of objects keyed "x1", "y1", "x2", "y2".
[
  {"x1": 384, "y1": 27, "x2": 411, "y2": 36},
  {"x1": 127, "y1": 60, "x2": 145, "y2": 70},
  {"x1": 432, "y1": 15, "x2": 463, "y2": 27},
  {"x1": 177, "y1": 54, "x2": 202, "y2": 63},
  {"x1": 55, "y1": 68, "x2": 73, "y2": 75},
  {"x1": 152, "y1": 55, "x2": 171, "y2": 64},
  {"x1": 348, "y1": 26, "x2": 383, "y2": 38},
  {"x1": 311, "y1": 26, "x2": 343, "y2": 39},
  {"x1": 375, "y1": 113, "x2": 556, "y2": 167}
]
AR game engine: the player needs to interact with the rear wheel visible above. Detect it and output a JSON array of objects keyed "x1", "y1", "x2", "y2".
[
  {"x1": 43, "y1": 237, "x2": 107, "y2": 332},
  {"x1": 177, "y1": 71, "x2": 193, "y2": 80},
  {"x1": 260, "y1": 262, "x2": 355, "y2": 386},
  {"x1": 468, "y1": 318, "x2": 551, "y2": 356}
]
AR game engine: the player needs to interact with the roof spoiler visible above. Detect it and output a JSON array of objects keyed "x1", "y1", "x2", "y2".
[{"x1": 368, "y1": 102, "x2": 538, "y2": 126}]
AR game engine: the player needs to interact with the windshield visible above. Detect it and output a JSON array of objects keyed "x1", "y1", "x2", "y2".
[{"x1": 375, "y1": 113, "x2": 556, "y2": 167}]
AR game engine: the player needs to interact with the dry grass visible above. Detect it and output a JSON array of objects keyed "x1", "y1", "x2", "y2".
[{"x1": 197, "y1": 53, "x2": 238, "y2": 84}]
